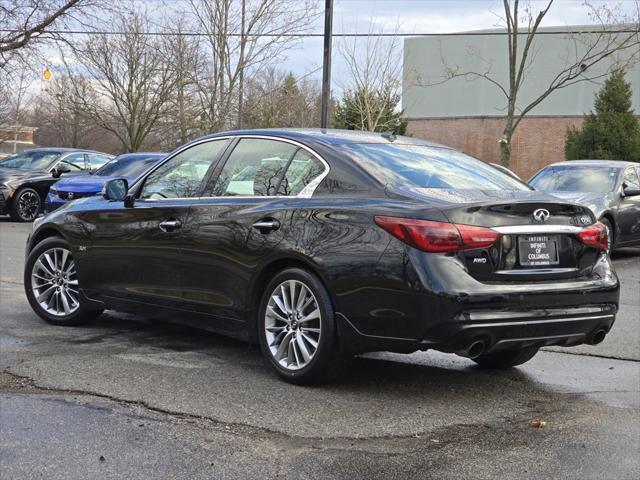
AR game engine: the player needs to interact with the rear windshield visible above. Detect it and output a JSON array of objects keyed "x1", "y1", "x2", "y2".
[
  {"x1": 529, "y1": 166, "x2": 618, "y2": 193},
  {"x1": 339, "y1": 143, "x2": 529, "y2": 190},
  {"x1": 96, "y1": 156, "x2": 161, "y2": 178}
]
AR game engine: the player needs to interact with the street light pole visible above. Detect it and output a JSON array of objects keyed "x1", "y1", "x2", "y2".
[{"x1": 320, "y1": 0, "x2": 333, "y2": 129}]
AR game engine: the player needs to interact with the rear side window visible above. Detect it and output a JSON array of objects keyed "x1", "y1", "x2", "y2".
[
  {"x1": 340, "y1": 143, "x2": 528, "y2": 190},
  {"x1": 277, "y1": 149, "x2": 325, "y2": 196},
  {"x1": 209, "y1": 138, "x2": 297, "y2": 196}
]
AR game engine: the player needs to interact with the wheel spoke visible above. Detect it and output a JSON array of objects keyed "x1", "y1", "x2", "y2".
[
  {"x1": 275, "y1": 331, "x2": 294, "y2": 361},
  {"x1": 37, "y1": 285, "x2": 57, "y2": 303},
  {"x1": 267, "y1": 305, "x2": 288, "y2": 323},
  {"x1": 280, "y1": 285, "x2": 291, "y2": 313},
  {"x1": 35, "y1": 259, "x2": 55, "y2": 278},
  {"x1": 301, "y1": 332, "x2": 318, "y2": 349},
  {"x1": 272, "y1": 295, "x2": 288, "y2": 316},
  {"x1": 299, "y1": 308, "x2": 320, "y2": 324},
  {"x1": 296, "y1": 334, "x2": 311, "y2": 362},
  {"x1": 60, "y1": 289, "x2": 72, "y2": 315}
]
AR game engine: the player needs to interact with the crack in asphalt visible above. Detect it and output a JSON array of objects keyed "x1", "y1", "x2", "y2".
[
  {"x1": 0, "y1": 369, "x2": 566, "y2": 450},
  {"x1": 541, "y1": 348, "x2": 640, "y2": 362}
]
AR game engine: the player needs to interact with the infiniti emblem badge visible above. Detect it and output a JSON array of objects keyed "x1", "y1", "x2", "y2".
[
  {"x1": 532, "y1": 208, "x2": 550, "y2": 222},
  {"x1": 67, "y1": 192, "x2": 74, "y2": 200}
]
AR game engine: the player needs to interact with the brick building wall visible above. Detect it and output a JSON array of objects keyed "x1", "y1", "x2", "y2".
[
  {"x1": 0, "y1": 125, "x2": 36, "y2": 143},
  {"x1": 406, "y1": 116, "x2": 586, "y2": 181}
]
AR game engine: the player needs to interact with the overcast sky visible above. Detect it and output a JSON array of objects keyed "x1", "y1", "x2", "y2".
[{"x1": 279, "y1": 0, "x2": 638, "y2": 87}]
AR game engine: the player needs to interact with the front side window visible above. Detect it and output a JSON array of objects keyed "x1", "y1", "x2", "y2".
[
  {"x1": 209, "y1": 138, "x2": 297, "y2": 196},
  {"x1": 340, "y1": 143, "x2": 529, "y2": 191},
  {"x1": 530, "y1": 166, "x2": 619, "y2": 193},
  {"x1": 140, "y1": 140, "x2": 228, "y2": 199},
  {"x1": 60, "y1": 153, "x2": 86, "y2": 170}
]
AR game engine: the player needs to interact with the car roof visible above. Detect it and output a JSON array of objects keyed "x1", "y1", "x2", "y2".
[
  {"x1": 200, "y1": 128, "x2": 451, "y2": 149},
  {"x1": 17, "y1": 147, "x2": 113, "y2": 156},
  {"x1": 543, "y1": 160, "x2": 636, "y2": 169}
]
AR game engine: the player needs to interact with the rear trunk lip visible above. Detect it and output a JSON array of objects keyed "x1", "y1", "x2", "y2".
[{"x1": 493, "y1": 225, "x2": 582, "y2": 234}]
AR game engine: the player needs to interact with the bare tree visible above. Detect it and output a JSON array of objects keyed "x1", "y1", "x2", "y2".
[
  {"x1": 30, "y1": 73, "x2": 99, "y2": 148},
  {"x1": 188, "y1": 0, "x2": 319, "y2": 132},
  {"x1": 158, "y1": 20, "x2": 203, "y2": 147},
  {"x1": 412, "y1": 0, "x2": 640, "y2": 167},
  {"x1": 337, "y1": 22, "x2": 404, "y2": 132},
  {"x1": 69, "y1": 11, "x2": 176, "y2": 152},
  {"x1": 0, "y1": 0, "x2": 110, "y2": 69}
]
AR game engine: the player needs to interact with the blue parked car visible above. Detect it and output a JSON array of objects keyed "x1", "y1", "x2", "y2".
[{"x1": 46, "y1": 152, "x2": 165, "y2": 212}]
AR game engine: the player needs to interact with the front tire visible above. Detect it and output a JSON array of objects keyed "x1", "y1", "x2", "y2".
[
  {"x1": 258, "y1": 268, "x2": 337, "y2": 384},
  {"x1": 24, "y1": 236, "x2": 103, "y2": 326},
  {"x1": 472, "y1": 346, "x2": 539, "y2": 369},
  {"x1": 10, "y1": 187, "x2": 42, "y2": 222}
]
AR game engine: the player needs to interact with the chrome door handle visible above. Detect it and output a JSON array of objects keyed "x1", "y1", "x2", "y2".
[
  {"x1": 252, "y1": 218, "x2": 280, "y2": 233},
  {"x1": 159, "y1": 219, "x2": 182, "y2": 232}
]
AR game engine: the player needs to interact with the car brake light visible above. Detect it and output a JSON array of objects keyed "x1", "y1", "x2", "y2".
[
  {"x1": 576, "y1": 222, "x2": 608, "y2": 250},
  {"x1": 374, "y1": 216, "x2": 501, "y2": 252}
]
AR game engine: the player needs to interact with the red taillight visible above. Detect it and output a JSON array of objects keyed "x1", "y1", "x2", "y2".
[
  {"x1": 577, "y1": 222, "x2": 608, "y2": 250},
  {"x1": 374, "y1": 216, "x2": 501, "y2": 252}
]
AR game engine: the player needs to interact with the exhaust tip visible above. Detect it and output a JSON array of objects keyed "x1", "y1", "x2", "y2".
[
  {"x1": 467, "y1": 340, "x2": 486, "y2": 359},
  {"x1": 590, "y1": 329, "x2": 607, "y2": 345}
]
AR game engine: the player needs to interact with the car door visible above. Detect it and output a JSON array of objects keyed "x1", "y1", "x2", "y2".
[
  {"x1": 617, "y1": 166, "x2": 640, "y2": 245},
  {"x1": 78, "y1": 139, "x2": 230, "y2": 309},
  {"x1": 179, "y1": 137, "x2": 326, "y2": 335}
]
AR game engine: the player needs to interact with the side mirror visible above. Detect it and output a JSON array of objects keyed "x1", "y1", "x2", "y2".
[
  {"x1": 103, "y1": 178, "x2": 129, "y2": 201},
  {"x1": 52, "y1": 164, "x2": 71, "y2": 178},
  {"x1": 623, "y1": 186, "x2": 640, "y2": 197}
]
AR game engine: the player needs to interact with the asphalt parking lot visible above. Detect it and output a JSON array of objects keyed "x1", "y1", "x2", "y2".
[{"x1": 1, "y1": 218, "x2": 639, "y2": 479}]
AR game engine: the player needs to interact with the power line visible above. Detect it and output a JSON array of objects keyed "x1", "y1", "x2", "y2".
[{"x1": 0, "y1": 28, "x2": 637, "y2": 38}]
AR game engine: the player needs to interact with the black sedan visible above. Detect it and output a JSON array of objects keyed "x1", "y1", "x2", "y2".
[
  {"x1": 23, "y1": 130, "x2": 620, "y2": 384},
  {"x1": 0, "y1": 148, "x2": 113, "y2": 221},
  {"x1": 530, "y1": 160, "x2": 640, "y2": 250}
]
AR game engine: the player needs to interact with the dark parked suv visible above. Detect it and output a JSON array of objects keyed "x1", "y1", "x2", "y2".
[{"x1": 24, "y1": 130, "x2": 620, "y2": 383}]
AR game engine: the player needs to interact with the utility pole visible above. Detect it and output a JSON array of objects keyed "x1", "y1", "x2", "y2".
[
  {"x1": 237, "y1": 0, "x2": 246, "y2": 129},
  {"x1": 320, "y1": 0, "x2": 333, "y2": 129}
]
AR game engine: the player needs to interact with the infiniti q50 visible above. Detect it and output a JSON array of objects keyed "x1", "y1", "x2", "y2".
[{"x1": 24, "y1": 130, "x2": 620, "y2": 383}]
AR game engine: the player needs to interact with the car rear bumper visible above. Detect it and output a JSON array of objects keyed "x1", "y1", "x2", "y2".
[{"x1": 335, "y1": 253, "x2": 620, "y2": 355}]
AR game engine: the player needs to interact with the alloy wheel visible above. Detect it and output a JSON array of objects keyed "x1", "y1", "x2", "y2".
[
  {"x1": 18, "y1": 190, "x2": 40, "y2": 221},
  {"x1": 264, "y1": 280, "x2": 322, "y2": 370},
  {"x1": 30, "y1": 247, "x2": 80, "y2": 317}
]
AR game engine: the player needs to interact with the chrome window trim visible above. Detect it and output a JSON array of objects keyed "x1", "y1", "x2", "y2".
[{"x1": 493, "y1": 225, "x2": 582, "y2": 235}]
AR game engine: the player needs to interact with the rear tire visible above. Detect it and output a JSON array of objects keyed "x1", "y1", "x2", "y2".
[
  {"x1": 10, "y1": 187, "x2": 41, "y2": 222},
  {"x1": 24, "y1": 236, "x2": 103, "y2": 326},
  {"x1": 258, "y1": 268, "x2": 337, "y2": 385},
  {"x1": 472, "y1": 346, "x2": 539, "y2": 369}
]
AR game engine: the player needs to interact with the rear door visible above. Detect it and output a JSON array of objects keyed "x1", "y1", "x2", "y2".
[
  {"x1": 617, "y1": 166, "x2": 640, "y2": 245},
  {"x1": 179, "y1": 137, "x2": 326, "y2": 334},
  {"x1": 80, "y1": 139, "x2": 230, "y2": 308}
]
